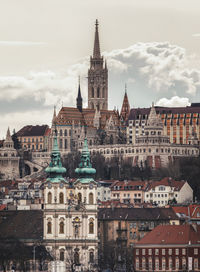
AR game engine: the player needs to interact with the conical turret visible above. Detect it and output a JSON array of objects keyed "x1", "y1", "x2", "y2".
[
  {"x1": 3, "y1": 127, "x2": 14, "y2": 149},
  {"x1": 147, "y1": 102, "x2": 163, "y2": 128},
  {"x1": 120, "y1": 84, "x2": 130, "y2": 122},
  {"x1": 75, "y1": 138, "x2": 96, "y2": 184}
]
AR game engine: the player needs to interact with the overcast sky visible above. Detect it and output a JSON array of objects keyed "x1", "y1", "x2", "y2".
[{"x1": 1, "y1": 0, "x2": 200, "y2": 138}]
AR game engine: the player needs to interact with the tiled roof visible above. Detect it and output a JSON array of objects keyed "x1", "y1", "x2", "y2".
[
  {"x1": 147, "y1": 177, "x2": 186, "y2": 191},
  {"x1": 56, "y1": 107, "x2": 120, "y2": 128},
  {"x1": 128, "y1": 105, "x2": 200, "y2": 121},
  {"x1": 172, "y1": 204, "x2": 200, "y2": 219},
  {"x1": 136, "y1": 224, "x2": 200, "y2": 245},
  {"x1": 110, "y1": 180, "x2": 147, "y2": 191},
  {"x1": 0, "y1": 210, "x2": 43, "y2": 239},
  {"x1": 98, "y1": 207, "x2": 178, "y2": 220},
  {"x1": 16, "y1": 125, "x2": 49, "y2": 137}
]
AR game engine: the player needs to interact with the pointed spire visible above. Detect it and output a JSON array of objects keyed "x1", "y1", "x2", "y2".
[
  {"x1": 120, "y1": 85, "x2": 130, "y2": 122},
  {"x1": 6, "y1": 127, "x2": 12, "y2": 141},
  {"x1": 147, "y1": 102, "x2": 163, "y2": 128},
  {"x1": 93, "y1": 19, "x2": 101, "y2": 58},
  {"x1": 76, "y1": 76, "x2": 83, "y2": 112}
]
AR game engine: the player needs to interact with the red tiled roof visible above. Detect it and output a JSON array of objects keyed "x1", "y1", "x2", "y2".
[
  {"x1": 16, "y1": 125, "x2": 49, "y2": 137},
  {"x1": 110, "y1": 180, "x2": 147, "y2": 191},
  {"x1": 172, "y1": 204, "x2": 200, "y2": 219},
  {"x1": 136, "y1": 224, "x2": 200, "y2": 245},
  {"x1": 147, "y1": 177, "x2": 186, "y2": 191}
]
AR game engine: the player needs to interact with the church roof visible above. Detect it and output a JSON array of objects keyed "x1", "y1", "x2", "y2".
[{"x1": 55, "y1": 107, "x2": 120, "y2": 129}]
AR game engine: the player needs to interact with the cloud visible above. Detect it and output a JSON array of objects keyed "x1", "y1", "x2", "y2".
[
  {"x1": 1, "y1": 41, "x2": 200, "y2": 138},
  {"x1": 155, "y1": 96, "x2": 191, "y2": 107},
  {"x1": 192, "y1": 34, "x2": 200, "y2": 37},
  {"x1": 0, "y1": 41, "x2": 47, "y2": 46}
]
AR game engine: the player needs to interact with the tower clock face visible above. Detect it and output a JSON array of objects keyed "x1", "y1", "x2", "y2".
[
  {"x1": 60, "y1": 183, "x2": 64, "y2": 189},
  {"x1": 48, "y1": 183, "x2": 52, "y2": 189},
  {"x1": 89, "y1": 183, "x2": 93, "y2": 189}
]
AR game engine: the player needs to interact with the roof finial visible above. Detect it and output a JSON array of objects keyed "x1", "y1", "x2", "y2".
[{"x1": 125, "y1": 83, "x2": 127, "y2": 94}]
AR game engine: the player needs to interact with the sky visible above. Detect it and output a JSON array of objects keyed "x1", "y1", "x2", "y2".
[{"x1": 1, "y1": 0, "x2": 200, "y2": 138}]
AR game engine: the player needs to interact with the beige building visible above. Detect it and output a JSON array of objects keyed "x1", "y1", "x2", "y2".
[
  {"x1": 144, "y1": 177, "x2": 193, "y2": 206},
  {"x1": 0, "y1": 128, "x2": 20, "y2": 180}
]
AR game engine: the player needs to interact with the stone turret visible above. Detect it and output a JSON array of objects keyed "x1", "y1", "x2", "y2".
[{"x1": 120, "y1": 85, "x2": 130, "y2": 123}]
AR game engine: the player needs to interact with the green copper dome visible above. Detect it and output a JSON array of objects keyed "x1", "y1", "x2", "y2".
[
  {"x1": 75, "y1": 138, "x2": 96, "y2": 184},
  {"x1": 45, "y1": 134, "x2": 67, "y2": 183}
]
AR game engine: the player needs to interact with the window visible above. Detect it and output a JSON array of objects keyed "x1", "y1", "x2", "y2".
[
  {"x1": 78, "y1": 192, "x2": 82, "y2": 203},
  {"x1": 59, "y1": 192, "x2": 64, "y2": 204},
  {"x1": 59, "y1": 139, "x2": 63, "y2": 149},
  {"x1": 176, "y1": 248, "x2": 179, "y2": 255},
  {"x1": 60, "y1": 130, "x2": 63, "y2": 136},
  {"x1": 194, "y1": 258, "x2": 198, "y2": 270},
  {"x1": 47, "y1": 221, "x2": 52, "y2": 234},
  {"x1": 175, "y1": 257, "x2": 179, "y2": 269},
  {"x1": 48, "y1": 192, "x2": 52, "y2": 204},
  {"x1": 92, "y1": 87, "x2": 94, "y2": 98},
  {"x1": 182, "y1": 257, "x2": 186, "y2": 269},
  {"x1": 136, "y1": 249, "x2": 139, "y2": 255},
  {"x1": 64, "y1": 129, "x2": 67, "y2": 136},
  {"x1": 89, "y1": 219, "x2": 94, "y2": 234},
  {"x1": 136, "y1": 258, "x2": 139, "y2": 270},
  {"x1": 89, "y1": 193, "x2": 94, "y2": 205},
  {"x1": 60, "y1": 250, "x2": 64, "y2": 261},
  {"x1": 194, "y1": 248, "x2": 198, "y2": 255},
  {"x1": 155, "y1": 249, "x2": 159, "y2": 255},
  {"x1": 182, "y1": 248, "x2": 186, "y2": 255},
  {"x1": 148, "y1": 258, "x2": 152, "y2": 270},
  {"x1": 89, "y1": 251, "x2": 94, "y2": 263},
  {"x1": 148, "y1": 249, "x2": 152, "y2": 255},
  {"x1": 155, "y1": 258, "x2": 159, "y2": 270},
  {"x1": 162, "y1": 257, "x2": 166, "y2": 270},
  {"x1": 142, "y1": 249, "x2": 145, "y2": 255},
  {"x1": 64, "y1": 139, "x2": 67, "y2": 149},
  {"x1": 168, "y1": 248, "x2": 172, "y2": 255},
  {"x1": 97, "y1": 87, "x2": 100, "y2": 98},
  {"x1": 74, "y1": 251, "x2": 79, "y2": 265},
  {"x1": 162, "y1": 249, "x2": 165, "y2": 255},
  {"x1": 142, "y1": 257, "x2": 146, "y2": 270},
  {"x1": 59, "y1": 221, "x2": 64, "y2": 234},
  {"x1": 169, "y1": 257, "x2": 172, "y2": 269}
]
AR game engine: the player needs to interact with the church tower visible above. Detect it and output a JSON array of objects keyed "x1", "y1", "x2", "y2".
[
  {"x1": 88, "y1": 19, "x2": 108, "y2": 110},
  {"x1": 120, "y1": 85, "x2": 130, "y2": 124},
  {"x1": 76, "y1": 78, "x2": 83, "y2": 112}
]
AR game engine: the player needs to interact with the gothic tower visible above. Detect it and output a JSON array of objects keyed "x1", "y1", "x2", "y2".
[
  {"x1": 88, "y1": 19, "x2": 108, "y2": 110},
  {"x1": 76, "y1": 78, "x2": 83, "y2": 112}
]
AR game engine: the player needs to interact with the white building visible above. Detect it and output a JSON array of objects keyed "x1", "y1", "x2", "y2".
[
  {"x1": 144, "y1": 177, "x2": 193, "y2": 206},
  {"x1": 43, "y1": 135, "x2": 98, "y2": 272},
  {"x1": 97, "y1": 181, "x2": 112, "y2": 202}
]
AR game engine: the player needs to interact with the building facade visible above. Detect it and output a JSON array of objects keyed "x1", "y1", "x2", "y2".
[
  {"x1": 43, "y1": 134, "x2": 98, "y2": 271},
  {"x1": 127, "y1": 103, "x2": 200, "y2": 145},
  {"x1": 133, "y1": 224, "x2": 200, "y2": 271}
]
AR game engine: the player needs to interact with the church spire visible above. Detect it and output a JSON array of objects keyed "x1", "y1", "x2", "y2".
[
  {"x1": 120, "y1": 84, "x2": 130, "y2": 122},
  {"x1": 76, "y1": 76, "x2": 83, "y2": 112},
  {"x1": 93, "y1": 19, "x2": 101, "y2": 58},
  {"x1": 6, "y1": 127, "x2": 12, "y2": 141},
  {"x1": 52, "y1": 106, "x2": 56, "y2": 126},
  {"x1": 45, "y1": 128, "x2": 67, "y2": 183}
]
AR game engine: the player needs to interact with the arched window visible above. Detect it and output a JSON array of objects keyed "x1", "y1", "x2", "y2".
[
  {"x1": 60, "y1": 130, "x2": 63, "y2": 136},
  {"x1": 74, "y1": 251, "x2": 79, "y2": 265},
  {"x1": 92, "y1": 87, "x2": 94, "y2": 98},
  {"x1": 47, "y1": 221, "x2": 52, "y2": 234},
  {"x1": 59, "y1": 192, "x2": 64, "y2": 204},
  {"x1": 89, "y1": 251, "x2": 94, "y2": 263},
  {"x1": 89, "y1": 219, "x2": 94, "y2": 234},
  {"x1": 60, "y1": 139, "x2": 63, "y2": 149},
  {"x1": 102, "y1": 87, "x2": 105, "y2": 98},
  {"x1": 64, "y1": 139, "x2": 67, "y2": 149},
  {"x1": 89, "y1": 193, "x2": 94, "y2": 205},
  {"x1": 59, "y1": 221, "x2": 64, "y2": 234},
  {"x1": 48, "y1": 192, "x2": 52, "y2": 204},
  {"x1": 78, "y1": 193, "x2": 82, "y2": 204},
  {"x1": 64, "y1": 129, "x2": 67, "y2": 136},
  {"x1": 60, "y1": 250, "x2": 64, "y2": 261},
  {"x1": 97, "y1": 87, "x2": 100, "y2": 98}
]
